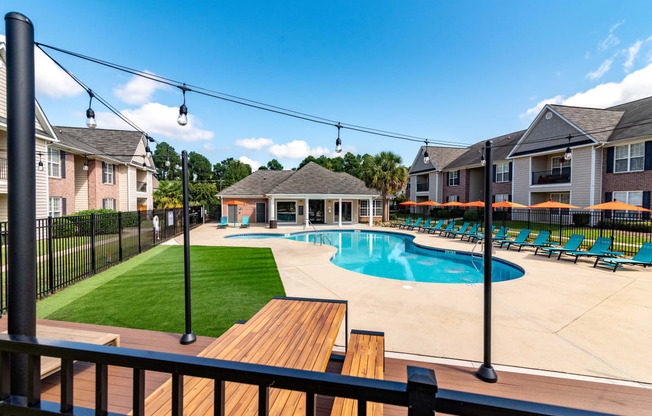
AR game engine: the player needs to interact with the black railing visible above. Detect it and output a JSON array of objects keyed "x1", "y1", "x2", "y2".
[
  {"x1": 0, "y1": 158, "x2": 7, "y2": 180},
  {"x1": 416, "y1": 182, "x2": 429, "y2": 192},
  {"x1": 0, "y1": 207, "x2": 203, "y2": 314},
  {"x1": 0, "y1": 335, "x2": 613, "y2": 416},
  {"x1": 531, "y1": 169, "x2": 571, "y2": 185}
]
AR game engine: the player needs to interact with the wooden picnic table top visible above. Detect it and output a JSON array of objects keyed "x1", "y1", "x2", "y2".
[{"x1": 142, "y1": 297, "x2": 347, "y2": 416}]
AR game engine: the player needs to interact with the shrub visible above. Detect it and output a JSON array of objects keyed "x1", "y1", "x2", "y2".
[
  {"x1": 463, "y1": 210, "x2": 479, "y2": 221},
  {"x1": 436, "y1": 210, "x2": 450, "y2": 219},
  {"x1": 51, "y1": 217, "x2": 76, "y2": 238},
  {"x1": 61, "y1": 209, "x2": 143, "y2": 236},
  {"x1": 389, "y1": 213, "x2": 398, "y2": 220},
  {"x1": 449, "y1": 208, "x2": 464, "y2": 218},
  {"x1": 597, "y1": 220, "x2": 652, "y2": 233},
  {"x1": 572, "y1": 213, "x2": 591, "y2": 227}
]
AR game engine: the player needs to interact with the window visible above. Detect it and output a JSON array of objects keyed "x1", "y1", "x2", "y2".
[
  {"x1": 549, "y1": 192, "x2": 570, "y2": 204},
  {"x1": 551, "y1": 157, "x2": 571, "y2": 176},
  {"x1": 47, "y1": 148, "x2": 60, "y2": 178},
  {"x1": 49, "y1": 197, "x2": 62, "y2": 218},
  {"x1": 448, "y1": 170, "x2": 459, "y2": 186},
  {"x1": 102, "y1": 162, "x2": 114, "y2": 184},
  {"x1": 494, "y1": 194, "x2": 509, "y2": 203},
  {"x1": 495, "y1": 163, "x2": 510, "y2": 182},
  {"x1": 614, "y1": 143, "x2": 645, "y2": 173},
  {"x1": 276, "y1": 201, "x2": 297, "y2": 223},
  {"x1": 612, "y1": 191, "x2": 643, "y2": 207},
  {"x1": 102, "y1": 198, "x2": 116, "y2": 210},
  {"x1": 360, "y1": 200, "x2": 383, "y2": 217},
  {"x1": 447, "y1": 195, "x2": 459, "y2": 202}
]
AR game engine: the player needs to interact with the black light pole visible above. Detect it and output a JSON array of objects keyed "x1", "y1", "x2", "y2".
[
  {"x1": 180, "y1": 150, "x2": 196, "y2": 344},
  {"x1": 5, "y1": 12, "x2": 39, "y2": 395},
  {"x1": 477, "y1": 139, "x2": 498, "y2": 383}
]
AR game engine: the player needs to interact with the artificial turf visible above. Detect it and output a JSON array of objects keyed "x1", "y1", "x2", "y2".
[{"x1": 37, "y1": 245, "x2": 285, "y2": 338}]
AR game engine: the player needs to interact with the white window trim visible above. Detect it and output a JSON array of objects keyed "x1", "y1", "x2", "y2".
[
  {"x1": 614, "y1": 143, "x2": 645, "y2": 173},
  {"x1": 360, "y1": 200, "x2": 382, "y2": 217},
  {"x1": 612, "y1": 191, "x2": 643, "y2": 206},
  {"x1": 47, "y1": 148, "x2": 61, "y2": 178},
  {"x1": 495, "y1": 162, "x2": 510, "y2": 183},
  {"x1": 275, "y1": 200, "x2": 297, "y2": 224},
  {"x1": 447, "y1": 195, "x2": 459, "y2": 202},
  {"x1": 102, "y1": 198, "x2": 116, "y2": 210},
  {"x1": 495, "y1": 194, "x2": 509, "y2": 203},
  {"x1": 103, "y1": 162, "x2": 114, "y2": 184},
  {"x1": 49, "y1": 196, "x2": 62, "y2": 218},
  {"x1": 448, "y1": 170, "x2": 459, "y2": 186}
]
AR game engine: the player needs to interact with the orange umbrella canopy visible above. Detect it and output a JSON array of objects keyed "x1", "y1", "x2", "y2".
[
  {"x1": 417, "y1": 201, "x2": 442, "y2": 206},
  {"x1": 442, "y1": 201, "x2": 465, "y2": 207},
  {"x1": 462, "y1": 200, "x2": 484, "y2": 207},
  {"x1": 493, "y1": 201, "x2": 527, "y2": 209},
  {"x1": 222, "y1": 200, "x2": 246, "y2": 205},
  {"x1": 399, "y1": 201, "x2": 418, "y2": 206},
  {"x1": 585, "y1": 200, "x2": 651, "y2": 212},
  {"x1": 527, "y1": 200, "x2": 580, "y2": 209}
]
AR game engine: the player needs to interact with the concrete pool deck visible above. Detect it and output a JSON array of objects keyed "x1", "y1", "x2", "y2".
[{"x1": 179, "y1": 223, "x2": 652, "y2": 386}]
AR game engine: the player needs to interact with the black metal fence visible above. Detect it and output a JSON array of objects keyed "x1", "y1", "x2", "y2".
[
  {"x1": 393, "y1": 207, "x2": 651, "y2": 257},
  {"x1": 0, "y1": 207, "x2": 204, "y2": 314}
]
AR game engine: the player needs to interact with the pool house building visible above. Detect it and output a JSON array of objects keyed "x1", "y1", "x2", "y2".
[{"x1": 218, "y1": 162, "x2": 382, "y2": 227}]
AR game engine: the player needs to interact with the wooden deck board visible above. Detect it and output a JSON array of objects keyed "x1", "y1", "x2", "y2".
[{"x1": 1, "y1": 319, "x2": 650, "y2": 415}]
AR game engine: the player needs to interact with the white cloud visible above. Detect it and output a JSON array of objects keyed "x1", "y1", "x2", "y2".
[
  {"x1": 34, "y1": 45, "x2": 85, "y2": 98},
  {"x1": 522, "y1": 63, "x2": 652, "y2": 118},
  {"x1": 599, "y1": 20, "x2": 624, "y2": 50},
  {"x1": 520, "y1": 95, "x2": 563, "y2": 119},
  {"x1": 202, "y1": 143, "x2": 215, "y2": 153},
  {"x1": 586, "y1": 58, "x2": 614, "y2": 80},
  {"x1": 623, "y1": 40, "x2": 643, "y2": 72},
  {"x1": 268, "y1": 140, "x2": 332, "y2": 159},
  {"x1": 238, "y1": 156, "x2": 261, "y2": 171},
  {"x1": 114, "y1": 72, "x2": 169, "y2": 105},
  {"x1": 95, "y1": 102, "x2": 214, "y2": 142},
  {"x1": 234, "y1": 137, "x2": 274, "y2": 150}
]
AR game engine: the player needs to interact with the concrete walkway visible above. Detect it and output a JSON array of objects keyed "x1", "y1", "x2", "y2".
[{"x1": 184, "y1": 223, "x2": 652, "y2": 386}]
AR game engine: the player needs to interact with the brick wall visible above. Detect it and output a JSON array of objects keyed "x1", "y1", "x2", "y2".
[
  {"x1": 48, "y1": 151, "x2": 76, "y2": 215},
  {"x1": 493, "y1": 181, "x2": 512, "y2": 197},
  {"x1": 442, "y1": 169, "x2": 468, "y2": 202},
  {"x1": 222, "y1": 198, "x2": 268, "y2": 223},
  {"x1": 601, "y1": 148, "x2": 652, "y2": 204},
  {"x1": 88, "y1": 159, "x2": 120, "y2": 210}
]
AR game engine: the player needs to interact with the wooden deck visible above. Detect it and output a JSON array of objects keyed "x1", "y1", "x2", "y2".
[{"x1": 0, "y1": 319, "x2": 650, "y2": 416}]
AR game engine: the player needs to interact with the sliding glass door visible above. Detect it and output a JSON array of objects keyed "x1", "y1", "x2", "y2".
[{"x1": 334, "y1": 201, "x2": 352, "y2": 223}]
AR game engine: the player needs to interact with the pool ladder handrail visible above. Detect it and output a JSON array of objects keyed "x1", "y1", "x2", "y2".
[
  {"x1": 470, "y1": 235, "x2": 494, "y2": 273},
  {"x1": 306, "y1": 220, "x2": 331, "y2": 246}
]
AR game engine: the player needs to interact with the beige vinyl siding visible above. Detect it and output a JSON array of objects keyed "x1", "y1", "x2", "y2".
[
  {"x1": 0, "y1": 194, "x2": 6, "y2": 221},
  {"x1": 119, "y1": 165, "x2": 128, "y2": 211},
  {"x1": 568, "y1": 147, "x2": 593, "y2": 207},
  {"x1": 35, "y1": 139, "x2": 48, "y2": 219},
  {"x1": 74, "y1": 157, "x2": 89, "y2": 212},
  {"x1": 512, "y1": 157, "x2": 530, "y2": 205},
  {"x1": 128, "y1": 166, "x2": 137, "y2": 211},
  {"x1": 428, "y1": 172, "x2": 437, "y2": 202},
  {"x1": 0, "y1": 55, "x2": 6, "y2": 121},
  {"x1": 594, "y1": 147, "x2": 603, "y2": 205},
  {"x1": 146, "y1": 171, "x2": 153, "y2": 209},
  {"x1": 513, "y1": 111, "x2": 586, "y2": 155},
  {"x1": 409, "y1": 176, "x2": 417, "y2": 201}
]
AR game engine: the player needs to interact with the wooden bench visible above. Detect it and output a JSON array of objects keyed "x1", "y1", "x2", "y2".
[
  {"x1": 138, "y1": 296, "x2": 347, "y2": 416},
  {"x1": 331, "y1": 330, "x2": 385, "y2": 416},
  {"x1": 2, "y1": 324, "x2": 120, "y2": 379}
]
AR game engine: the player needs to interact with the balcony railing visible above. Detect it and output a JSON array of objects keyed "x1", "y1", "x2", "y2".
[
  {"x1": 136, "y1": 181, "x2": 147, "y2": 193},
  {"x1": 531, "y1": 169, "x2": 571, "y2": 185},
  {"x1": 416, "y1": 182, "x2": 429, "y2": 192},
  {"x1": 0, "y1": 158, "x2": 7, "y2": 180}
]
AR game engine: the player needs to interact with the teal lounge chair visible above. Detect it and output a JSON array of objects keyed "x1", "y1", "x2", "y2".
[
  {"x1": 421, "y1": 219, "x2": 444, "y2": 233},
  {"x1": 434, "y1": 221, "x2": 456, "y2": 236},
  {"x1": 496, "y1": 229, "x2": 531, "y2": 249},
  {"x1": 539, "y1": 234, "x2": 584, "y2": 260},
  {"x1": 414, "y1": 218, "x2": 433, "y2": 232},
  {"x1": 444, "y1": 222, "x2": 469, "y2": 238},
  {"x1": 240, "y1": 216, "x2": 250, "y2": 228},
  {"x1": 470, "y1": 226, "x2": 507, "y2": 243},
  {"x1": 399, "y1": 217, "x2": 420, "y2": 229},
  {"x1": 453, "y1": 223, "x2": 479, "y2": 240},
  {"x1": 513, "y1": 231, "x2": 552, "y2": 253},
  {"x1": 391, "y1": 217, "x2": 411, "y2": 228},
  {"x1": 464, "y1": 225, "x2": 494, "y2": 242},
  {"x1": 562, "y1": 237, "x2": 612, "y2": 263},
  {"x1": 405, "y1": 218, "x2": 423, "y2": 230},
  {"x1": 597, "y1": 242, "x2": 652, "y2": 272},
  {"x1": 217, "y1": 216, "x2": 228, "y2": 229}
]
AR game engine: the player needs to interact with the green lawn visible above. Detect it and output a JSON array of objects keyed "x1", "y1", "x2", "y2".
[{"x1": 37, "y1": 245, "x2": 285, "y2": 338}]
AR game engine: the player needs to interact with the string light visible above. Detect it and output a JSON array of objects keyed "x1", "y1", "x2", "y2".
[
  {"x1": 480, "y1": 154, "x2": 486, "y2": 167},
  {"x1": 83, "y1": 157, "x2": 89, "y2": 171},
  {"x1": 335, "y1": 123, "x2": 342, "y2": 153},
  {"x1": 564, "y1": 134, "x2": 573, "y2": 161},
  {"x1": 145, "y1": 145, "x2": 152, "y2": 157},
  {"x1": 178, "y1": 85, "x2": 189, "y2": 126},
  {"x1": 165, "y1": 156, "x2": 171, "y2": 167},
  {"x1": 86, "y1": 91, "x2": 97, "y2": 128},
  {"x1": 423, "y1": 140, "x2": 430, "y2": 164},
  {"x1": 38, "y1": 152, "x2": 44, "y2": 171}
]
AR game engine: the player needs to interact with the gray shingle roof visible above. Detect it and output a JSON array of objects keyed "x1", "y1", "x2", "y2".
[
  {"x1": 445, "y1": 130, "x2": 525, "y2": 170},
  {"x1": 549, "y1": 105, "x2": 623, "y2": 142},
  {"x1": 606, "y1": 95, "x2": 652, "y2": 142},
  {"x1": 408, "y1": 146, "x2": 467, "y2": 174},
  {"x1": 54, "y1": 126, "x2": 145, "y2": 164},
  {"x1": 219, "y1": 162, "x2": 379, "y2": 197}
]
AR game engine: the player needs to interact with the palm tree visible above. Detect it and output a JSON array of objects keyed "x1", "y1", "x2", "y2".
[
  {"x1": 360, "y1": 152, "x2": 408, "y2": 221},
  {"x1": 153, "y1": 180, "x2": 183, "y2": 208}
]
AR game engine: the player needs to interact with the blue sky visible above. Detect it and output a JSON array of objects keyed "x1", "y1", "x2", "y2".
[{"x1": 4, "y1": 1, "x2": 652, "y2": 169}]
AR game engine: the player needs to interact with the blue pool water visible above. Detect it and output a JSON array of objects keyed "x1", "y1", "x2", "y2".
[{"x1": 227, "y1": 230, "x2": 524, "y2": 284}]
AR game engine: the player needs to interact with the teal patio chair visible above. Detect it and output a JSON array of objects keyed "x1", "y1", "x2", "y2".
[
  {"x1": 414, "y1": 218, "x2": 432, "y2": 232},
  {"x1": 464, "y1": 225, "x2": 494, "y2": 242},
  {"x1": 421, "y1": 219, "x2": 444, "y2": 233},
  {"x1": 217, "y1": 216, "x2": 228, "y2": 229},
  {"x1": 563, "y1": 237, "x2": 612, "y2": 263},
  {"x1": 435, "y1": 221, "x2": 456, "y2": 236},
  {"x1": 496, "y1": 229, "x2": 531, "y2": 249},
  {"x1": 539, "y1": 234, "x2": 584, "y2": 260},
  {"x1": 399, "y1": 217, "x2": 421, "y2": 229},
  {"x1": 596, "y1": 242, "x2": 652, "y2": 272},
  {"x1": 452, "y1": 223, "x2": 479, "y2": 240},
  {"x1": 513, "y1": 231, "x2": 552, "y2": 253},
  {"x1": 444, "y1": 222, "x2": 469, "y2": 238},
  {"x1": 405, "y1": 218, "x2": 423, "y2": 231},
  {"x1": 240, "y1": 216, "x2": 250, "y2": 228},
  {"x1": 391, "y1": 217, "x2": 411, "y2": 228},
  {"x1": 470, "y1": 226, "x2": 507, "y2": 243}
]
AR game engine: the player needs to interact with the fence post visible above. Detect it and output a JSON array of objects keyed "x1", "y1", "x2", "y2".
[
  {"x1": 527, "y1": 209, "x2": 531, "y2": 231},
  {"x1": 90, "y1": 213, "x2": 96, "y2": 274},
  {"x1": 47, "y1": 216, "x2": 54, "y2": 294},
  {"x1": 118, "y1": 211, "x2": 123, "y2": 262},
  {"x1": 559, "y1": 209, "x2": 563, "y2": 244},
  {"x1": 138, "y1": 210, "x2": 142, "y2": 253},
  {"x1": 406, "y1": 366, "x2": 437, "y2": 416}
]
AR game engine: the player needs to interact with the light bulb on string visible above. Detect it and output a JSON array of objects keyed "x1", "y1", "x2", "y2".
[
  {"x1": 165, "y1": 156, "x2": 171, "y2": 167},
  {"x1": 86, "y1": 91, "x2": 97, "y2": 128},
  {"x1": 83, "y1": 157, "x2": 89, "y2": 171},
  {"x1": 177, "y1": 85, "x2": 189, "y2": 126},
  {"x1": 564, "y1": 134, "x2": 572, "y2": 161},
  {"x1": 335, "y1": 123, "x2": 342, "y2": 153},
  {"x1": 423, "y1": 140, "x2": 430, "y2": 164}
]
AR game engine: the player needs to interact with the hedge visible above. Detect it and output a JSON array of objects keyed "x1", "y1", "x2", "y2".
[{"x1": 58, "y1": 209, "x2": 144, "y2": 237}]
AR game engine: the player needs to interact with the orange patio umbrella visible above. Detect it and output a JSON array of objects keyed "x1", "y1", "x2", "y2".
[
  {"x1": 442, "y1": 201, "x2": 465, "y2": 207},
  {"x1": 399, "y1": 201, "x2": 418, "y2": 205},
  {"x1": 417, "y1": 200, "x2": 442, "y2": 216},
  {"x1": 584, "y1": 200, "x2": 651, "y2": 212},
  {"x1": 527, "y1": 200, "x2": 580, "y2": 209},
  {"x1": 492, "y1": 201, "x2": 527, "y2": 209},
  {"x1": 462, "y1": 200, "x2": 485, "y2": 207},
  {"x1": 222, "y1": 200, "x2": 247, "y2": 227}
]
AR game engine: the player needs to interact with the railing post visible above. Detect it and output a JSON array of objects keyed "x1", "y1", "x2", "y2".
[
  {"x1": 91, "y1": 213, "x2": 96, "y2": 273},
  {"x1": 407, "y1": 366, "x2": 437, "y2": 416},
  {"x1": 118, "y1": 211, "x2": 123, "y2": 262},
  {"x1": 48, "y1": 216, "x2": 54, "y2": 294},
  {"x1": 138, "y1": 210, "x2": 142, "y2": 253}
]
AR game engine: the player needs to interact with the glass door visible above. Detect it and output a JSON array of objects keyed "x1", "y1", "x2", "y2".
[
  {"x1": 309, "y1": 200, "x2": 325, "y2": 223},
  {"x1": 334, "y1": 201, "x2": 352, "y2": 222}
]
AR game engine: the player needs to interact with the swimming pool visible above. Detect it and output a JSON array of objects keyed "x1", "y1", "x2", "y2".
[{"x1": 227, "y1": 230, "x2": 524, "y2": 284}]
